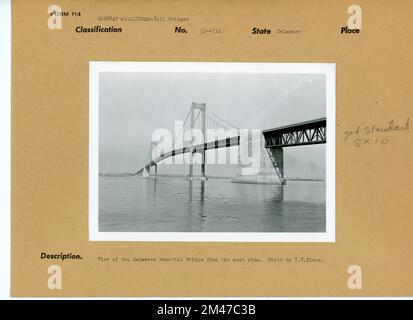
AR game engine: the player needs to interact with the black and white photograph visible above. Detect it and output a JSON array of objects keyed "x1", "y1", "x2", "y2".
[{"x1": 89, "y1": 62, "x2": 335, "y2": 241}]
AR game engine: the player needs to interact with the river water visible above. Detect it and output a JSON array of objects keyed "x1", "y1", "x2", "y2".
[{"x1": 99, "y1": 176, "x2": 325, "y2": 232}]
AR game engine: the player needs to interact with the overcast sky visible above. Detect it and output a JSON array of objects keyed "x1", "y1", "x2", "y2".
[{"x1": 99, "y1": 72, "x2": 326, "y2": 178}]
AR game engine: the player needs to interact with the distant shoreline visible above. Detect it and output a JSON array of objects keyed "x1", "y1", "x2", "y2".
[
  {"x1": 286, "y1": 178, "x2": 325, "y2": 182},
  {"x1": 99, "y1": 173, "x2": 325, "y2": 182}
]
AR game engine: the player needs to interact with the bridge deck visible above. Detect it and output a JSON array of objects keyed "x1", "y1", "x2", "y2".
[
  {"x1": 146, "y1": 135, "x2": 240, "y2": 169},
  {"x1": 139, "y1": 117, "x2": 326, "y2": 173}
]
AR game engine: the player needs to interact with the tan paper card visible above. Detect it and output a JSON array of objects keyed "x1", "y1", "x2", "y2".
[{"x1": 10, "y1": 0, "x2": 413, "y2": 297}]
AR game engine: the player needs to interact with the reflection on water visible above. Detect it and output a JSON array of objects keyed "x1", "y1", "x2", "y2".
[{"x1": 99, "y1": 177, "x2": 326, "y2": 232}]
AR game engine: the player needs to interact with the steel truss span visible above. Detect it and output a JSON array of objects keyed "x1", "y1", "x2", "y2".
[{"x1": 262, "y1": 118, "x2": 326, "y2": 148}]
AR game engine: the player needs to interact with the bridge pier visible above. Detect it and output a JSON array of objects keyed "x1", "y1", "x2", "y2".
[
  {"x1": 232, "y1": 131, "x2": 285, "y2": 184},
  {"x1": 142, "y1": 141, "x2": 158, "y2": 178},
  {"x1": 142, "y1": 164, "x2": 157, "y2": 178},
  {"x1": 266, "y1": 147, "x2": 285, "y2": 184},
  {"x1": 142, "y1": 166, "x2": 150, "y2": 178}
]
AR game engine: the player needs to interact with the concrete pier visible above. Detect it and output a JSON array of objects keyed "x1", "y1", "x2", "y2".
[
  {"x1": 186, "y1": 175, "x2": 208, "y2": 181},
  {"x1": 231, "y1": 131, "x2": 285, "y2": 185}
]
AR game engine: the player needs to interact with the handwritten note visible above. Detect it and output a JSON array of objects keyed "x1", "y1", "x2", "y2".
[{"x1": 343, "y1": 118, "x2": 410, "y2": 147}]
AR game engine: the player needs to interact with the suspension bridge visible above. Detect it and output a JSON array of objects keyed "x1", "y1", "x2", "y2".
[{"x1": 135, "y1": 102, "x2": 326, "y2": 184}]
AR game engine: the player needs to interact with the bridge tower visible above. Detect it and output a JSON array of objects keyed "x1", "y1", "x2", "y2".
[{"x1": 188, "y1": 102, "x2": 207, "y2": 181}]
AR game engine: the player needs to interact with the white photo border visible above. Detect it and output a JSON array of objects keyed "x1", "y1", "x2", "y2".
[
  {"x1": 89, "y1": 62, "x2": 336, "y2": 242},
  {"x1": 0, "y1": 0, "x2": 11, "y2": 298}
]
